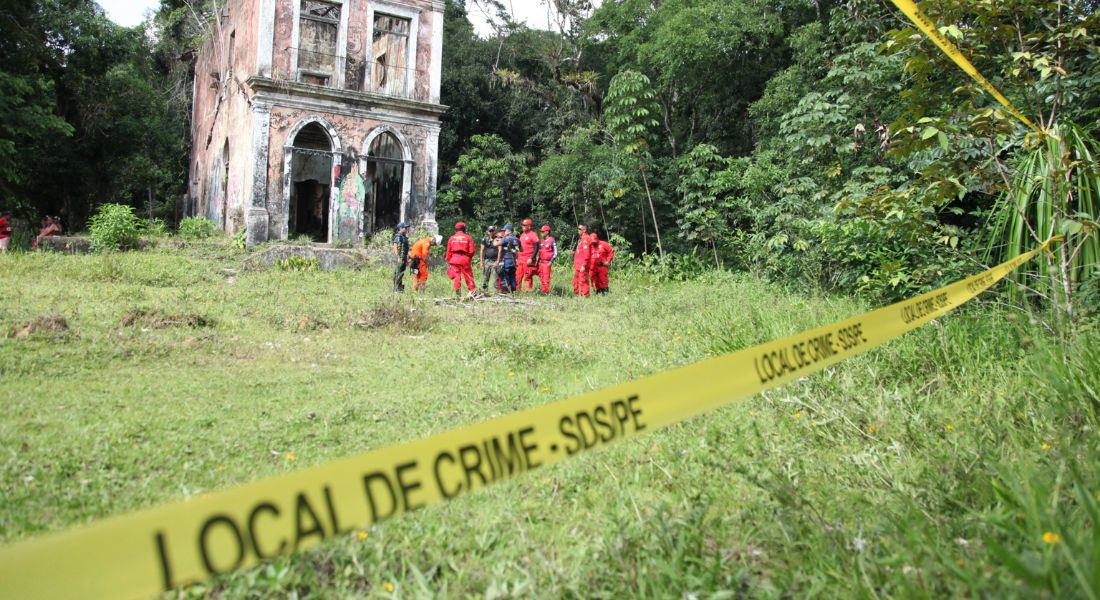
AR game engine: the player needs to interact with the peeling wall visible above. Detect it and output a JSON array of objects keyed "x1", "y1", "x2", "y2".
[
  {"x1": 189, "y1": 0, "x2": 262, "y2": 233},
  {"x1": 267, "y1": 106, "x2": 437, "y2": 242}
]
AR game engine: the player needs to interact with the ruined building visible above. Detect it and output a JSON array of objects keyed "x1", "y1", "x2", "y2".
[{"x1": 187, "y1": 0, "x2": 446, "y2": 246}]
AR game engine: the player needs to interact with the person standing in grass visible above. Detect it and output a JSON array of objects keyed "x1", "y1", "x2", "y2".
[
  {"x1": 479, "y1": 225, "x2": 500, "y2": 292},
  {"x1": 445, "y1": 221, "x2": 477, "y2": 298},
  {"x1": 516, "y1": 218, "x2": 540, "y2": 292},
  {"x1": 589, "y1": 232, "x2": 615, "y2": 295},
  {"x1": 498, "y1": 224, "x2": 520, "y2": 293},
  {"x1": 536, "y1": 225, "x2": 557, "y2": 294},
  {"x1": 0, "y1": 213, "x2": 12, "y2": 252},
  {"x1": 391, "y1": 222, "x2": 410, "y2": 292},
  {"x1": 408, "y1": 234, "x2": 441, "y2": 294},
  {"x1": 573, "y1": 224, "x2": 592, "y2": 297}
]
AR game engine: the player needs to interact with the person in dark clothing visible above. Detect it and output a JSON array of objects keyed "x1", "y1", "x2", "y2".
[
  {"x1": 479, "y1": 225, "x2": 500, "y2": 292},
  {"x1": 392, "y1": 222, "x2": 410, "y2": 292},
  {"x1": 498, "y1": 224, "x2": 520, "y2": 293}
]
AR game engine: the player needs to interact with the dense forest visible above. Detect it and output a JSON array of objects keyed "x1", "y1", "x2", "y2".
[{"x1": 1, "y1": 0, "x2": 1097, "y2": 314}]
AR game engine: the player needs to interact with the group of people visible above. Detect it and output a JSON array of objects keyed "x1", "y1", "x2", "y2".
[
  {"x1": 391, "y1": 219, "x2": 614, "y2": 298},
  {"x1": 0, "y1": 214, "x2": 63, "y2": 252}
]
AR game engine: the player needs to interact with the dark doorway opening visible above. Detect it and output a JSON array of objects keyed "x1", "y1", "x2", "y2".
[
  {"x1": 365, "y1": 132, "x2": 404, "y2": 234},
  {"x1": 289, "y1": 123, "x2": 334, "y2": 242},
  {"x1": 293, "y1": 179, "x2": 330, "y2": 241}
]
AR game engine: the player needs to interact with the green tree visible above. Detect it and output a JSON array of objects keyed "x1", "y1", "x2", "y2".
[
  {"x1": 533, "y1": 125, "x2": 641, "y2": 246},
  {"x1": 0, "y1": 0, "x2": 190, "y2": 228},
  {"x1": 437, "y1": 134, "x2": 531, "y2": 226},
  {"x1": 605, "y1": 69, "x2": 664, "y2": 256},
  {"x1": 676, "y1": 144, "x2": 733, "y2": 268}
]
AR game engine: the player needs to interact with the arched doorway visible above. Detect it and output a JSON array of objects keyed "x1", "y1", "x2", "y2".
[
  {"x1": 288, "y1": 122, "x2": 334, "y2": 241},
  {"x1": 365, "y1": 132, "x2": 404, "y2": 233}
]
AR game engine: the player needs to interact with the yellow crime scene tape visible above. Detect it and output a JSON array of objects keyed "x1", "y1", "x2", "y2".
[
  {"x1": 888, "y1": 0, "x2": 1041, "y2": 132},
  {"x1": 0, "y1": 237, "x2": 1060, "y2": 599}
]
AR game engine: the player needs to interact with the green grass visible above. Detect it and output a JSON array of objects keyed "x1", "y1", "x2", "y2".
[{"x1": 1, "y1": 245, "x2": 1097, "y2": 598}]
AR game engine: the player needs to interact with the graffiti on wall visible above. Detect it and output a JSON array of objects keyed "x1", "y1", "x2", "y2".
[{"x1": 334, "y1": 149, "x2": 366, "y2": 244}]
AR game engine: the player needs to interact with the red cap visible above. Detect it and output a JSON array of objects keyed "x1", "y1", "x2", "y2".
[
  {"x1": 540, "y1": 225, "x2": 551, "y2": 232},
  {"x1": 522, "y1": 218, "x2": 533, "y2": 226},
  {"x1": 455, "y1": 221, "x2": 466, "y2": 230},
  {"x1": 589, "y1": 231, "x2": 599, "y2": 241}
]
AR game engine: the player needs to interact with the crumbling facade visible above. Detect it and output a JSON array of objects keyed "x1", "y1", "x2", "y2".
[{"x1": 188, "y1": 0, "x2": 446, "y2": 246}]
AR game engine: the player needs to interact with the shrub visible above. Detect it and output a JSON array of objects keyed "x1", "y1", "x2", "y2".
[
  {"x1": 141, "y1": 218, "x2": 170, "y2": 238},
  {"x1": 179, "y1": 216, "x2": 217, "y2": 240},
  {"x1": 275, "y1": 256, "x2": 318, "y2": 271},
  {"x1": 88, "y1": 203, "x2": 141, "y2": 251}
]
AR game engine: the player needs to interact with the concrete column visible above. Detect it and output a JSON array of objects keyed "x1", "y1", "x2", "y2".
[
  {"x1": 421, "y1": 126, "x2": 440, "y2": 234},
  {"x1": 400, "y1": 159, "x2": 413, "y2": 225},
  {"x1": 247, "y1": 103, "x2": 272, "y2": 248},
  {"x1": 429, "y1": 5, "x2": 444, "y2": 103},
  {"x1": 257, "y1": 0, "x2": 276, "y2": 77}
]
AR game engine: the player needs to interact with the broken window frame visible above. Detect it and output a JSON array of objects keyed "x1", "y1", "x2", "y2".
[
  {"x1": 365, "y1": 2, "x2": 419, "y2": 100},
  {"x1": 295, "y1": 0, "x2": 346, "y2": 88}
]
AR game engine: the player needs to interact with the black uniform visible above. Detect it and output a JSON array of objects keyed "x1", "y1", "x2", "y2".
[
  {"x1": 480, "y1": 236, "x2": 500, "y2": 290},
  {"x1": 393, "y1": 230, "x2": 410, "y2": 291}
]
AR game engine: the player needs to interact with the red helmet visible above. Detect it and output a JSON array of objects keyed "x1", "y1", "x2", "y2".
[
  {"x1": 522, "y1": 218, "x2": 533, "y2": 226},
  {"x1": 540, "y1": 225, "x2": 551, "y2": 232},
  {"x1": 455, "y1": 221, "x2": 466, "y2": 230}
]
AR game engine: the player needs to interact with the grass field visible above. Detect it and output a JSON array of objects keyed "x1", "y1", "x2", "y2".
[{"x1": 1, "y1": 243, "x2": 1098, "y2": 598}]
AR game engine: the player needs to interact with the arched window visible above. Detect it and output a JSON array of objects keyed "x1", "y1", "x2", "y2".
[{"x1": 364, "y1": 132, "x2": 405, "y2": 232}]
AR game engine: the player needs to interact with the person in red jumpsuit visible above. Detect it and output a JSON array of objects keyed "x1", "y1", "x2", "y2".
[
  {"x1": 516, "y1": 218, "x2": 540, "y2": 292},
  {"x1": 589, "y1": 232, "x2": 615, "y2": 295},
  {"x1": 572, "y1": 224, "x2": 592, "y2": 297},
  {"x1": 0, "y1": 213, "x2": 12, "y2": 252},
  {"x1": 536, "y1": 225, "x2": 557, "y2": 294},
  {"x1": 445, "y1": 222, "x2": 477, "y2": 298}
]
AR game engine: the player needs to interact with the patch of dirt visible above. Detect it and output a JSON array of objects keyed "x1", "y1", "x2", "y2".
[
  {"x1": 351, "y1": 303, "x2": 435, "y2": 332},
  {"x1": 284, "y1": 315, "x2": 330, "y2": 332},
  {"x1": 9, "y1": 314, "x2": 69, "y2": 339},
  {"x1": 121, "y1": 309, "x2": 215, "y2": 329}
]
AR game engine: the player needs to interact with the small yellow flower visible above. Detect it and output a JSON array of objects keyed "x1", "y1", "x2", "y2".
[
  {"x1": 540, "y1": 386, "x2": 550, "y2": 392},
  {"x1": 286, "y1": 452, "x2": 297, "y2": 462},
  {"x1": 1043, "y1": 532, "x2": 1061, "y2": 545},
  {"x1": 384, "y1": 582, "x2": 395, "y2": 593},
  {"x1": 507, "y1": 371, "x2": 515, "y2": 377},
  {"x1": 793, "y1": 411, "x2": 802, "y2": 419},
  {"x1": 1041, "y1": 442, "x2": 1051, "y2": 450},
  {"x1": 944, "y1": 423, "x2": 955, "y2": 431},
  {"x1": 216, "y1": 465, "x2": 226, "y2": 473},
  {"x1": 867, "y1": 425, "x2": 876, "y2": 433},
  {"x1": 356, "y1": 530, "x2": 368, "y2": 541}
]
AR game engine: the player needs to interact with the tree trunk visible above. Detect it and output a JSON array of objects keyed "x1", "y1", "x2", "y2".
[{"x1": 638, "y1": 159, "x2": 663, "y2": 258}]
